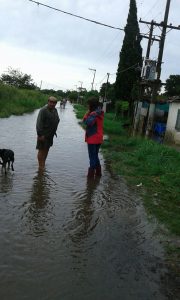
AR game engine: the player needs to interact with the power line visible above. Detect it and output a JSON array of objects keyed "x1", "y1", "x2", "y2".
[
  {"x1": 110, "y1": 63, "x2": 139, "y2": 75},
  {"x1": 98, "y1": 74, "x2": 108, "y2": 85},
  {"x1": 142, "y1": 0, "x2": 161, "y2": 19},
  {"x1": 139, "y1": 0, "x2": 164, "y2": 31},
  {"x1": 94, "y1": 31, "x2": 122, "y2": 65},
  {"x1": 28, "y1": 0, "x2": 124, "y2": 31},
  {"x1": 97, "y1": 62, "x2": 139, "y2": 87}
]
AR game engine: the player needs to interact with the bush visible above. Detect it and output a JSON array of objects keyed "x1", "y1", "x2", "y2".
[
  {"x1": 0, "y1": 83, "x2": 47, "y2": 117},
  {"x1": 115, "y1": 100, "x2": 129, "y2": 117}
]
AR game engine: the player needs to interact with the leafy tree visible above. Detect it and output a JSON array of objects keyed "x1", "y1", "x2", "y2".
[
  {"x1": 0, "y1": 67, "x2": 37, "y2": 90},
  {"x1": 56, "y1": 89, "x2": 66, "y2": 98},
  {"x1": 84, "y1": 90, "x2": 99, "y2": 99},
  {"x1": 115, "y1": 0, "x2": 142, "y2": 116},
  {"x1": 67, "y1": 91, "x2": 78, "y2": 102},
  {"x1": 100, "y1": 82, "x2": 111, "y2": 98},
  {"x1": 41, "y1": 89, "x2": 57, "y2": 96},
  {"x1": 165, "y1": 75, "x2": 180, "y2": 96},
  {"x1": 100, "y1": 82, "x2": 116, "y2": 104},
  {"x1": 115, "y1": 100, "x2": 129, "y2": 118}
]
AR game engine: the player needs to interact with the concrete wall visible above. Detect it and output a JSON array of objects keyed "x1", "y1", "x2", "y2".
[
  {"x1": 165, "y1": 103, "x2": 180, "y2": 144},
  {"x1": 133, "y1": 101, "x2": 142, "y2": 132}
]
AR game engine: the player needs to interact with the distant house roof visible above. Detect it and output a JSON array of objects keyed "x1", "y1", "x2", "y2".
[
  {"x1": 168, "y1": 96, "x2": 180, "y2": 103},
  {"x1": 139, "y1": 96, "x2": 180, "y2": 105}
]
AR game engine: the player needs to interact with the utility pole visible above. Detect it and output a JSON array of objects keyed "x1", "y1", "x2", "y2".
[
  {"x1": 145, "y1": 21, "x2": 155, "y2": 59},
  {"x1": 104, "y1": 73, "x2": 110, "y2": 102},
  {"x1": 88, "y1": 68, "x2": 96, "y2": 90},
  {"x1": 139, "y1": 0, "x2": 180, "y2": 136},
  {"x1": 39, "y1": 80, "x2": 42, "y2": 90},
  {"x1": 139, "y1": 20, "x2": 157, "y2": 105},
  {"x1": 78, "y1": 81, "x2": 83, "y2": 103},
  {"x1": 78, "y1": 81, "x2": 83, "y2": 90},
  {"x1": 156, "y1": 0, "x2": 171, "y2": 80},
  {"x1": 140, "y1": 0, "x2": 180, "y2": 82}
]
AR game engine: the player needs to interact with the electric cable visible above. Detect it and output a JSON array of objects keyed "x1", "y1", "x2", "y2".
[
  {"x1": 139, "y1": 0, "x2": 164, "y2": 31},
  {"x1": 142, "y1": 1, "x2": 161, "y2": 19},
  {"x1": 94, "y1": 31, "x2": 122, "y2": 65},
  {"x1": 110, "y1": 63, "x2": 139, "y2": 76},
  {"x1": 98, "y1": 74, "x2": 108, "y2": 85},
  {"x1": 28, "y1": 0, "x2": 124, "y2": 31},
  {"x1": 97, "y1": 62, "x2": 139, "y2": 87}
]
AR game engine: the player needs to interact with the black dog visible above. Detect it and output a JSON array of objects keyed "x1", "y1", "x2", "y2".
[{"x1": 0, "y1": 149, "x2": 15, "y2": 174}]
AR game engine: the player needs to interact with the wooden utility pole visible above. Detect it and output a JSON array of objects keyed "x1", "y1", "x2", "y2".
[
  {"x1": 139, "y1": 0, "x2": 180, "y2": 136},
  {"x1": 140, "y1": 20, "x2": 160, "y2": 59},
  {"x1": 140, "y1": 0, "x2": 180, "y2": 82},
  {"x1": 39, "y1": 80, "x2": 42, "y2": 90},
  {"x1": 139, "y1": 20, "x2": 157, "y2": 106},
  {"x1": 104, "y1": 73, "x2": 110, "y2": 102},
  {"x1": 157, "y1": 0, "x2": 171, "y2": 80}
]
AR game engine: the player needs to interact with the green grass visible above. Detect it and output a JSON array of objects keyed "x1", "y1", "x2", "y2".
[
  {"x1": 0, "y1": 84, "x2": 48, "y2": 117},
  {"x1": 103, "y1": 134, "x2": 180, "y2": 236},
  {"x1": 104, "y1": 116, "x2": 124, "y2": 135},
  {"x1": 73, "y1": 104, "x2": 86, "y2": 119}
]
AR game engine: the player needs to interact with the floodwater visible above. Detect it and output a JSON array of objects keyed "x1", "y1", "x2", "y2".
[{"x1": 0, "y1": 102, "x2": 173, "y2": 299}]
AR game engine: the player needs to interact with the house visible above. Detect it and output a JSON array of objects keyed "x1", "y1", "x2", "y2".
[
  {"x1": 133, "y1": 100, "x2": 168, "y2": 137},
  {"x1": 133, "y1": 96, "x2": 180, "y2": 145},
  {"x1": 165, "y1": 96, "x2": 180, "y2": 145}
]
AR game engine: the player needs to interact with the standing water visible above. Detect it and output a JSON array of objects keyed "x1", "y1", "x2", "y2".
[{"x1": 0, "y1": 102, "x2": 171, "y2": 299}]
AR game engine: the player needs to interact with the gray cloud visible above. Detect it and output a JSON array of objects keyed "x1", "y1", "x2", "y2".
[{"x1": 0, "y1": 0, "x2": 179, "y2": 90}]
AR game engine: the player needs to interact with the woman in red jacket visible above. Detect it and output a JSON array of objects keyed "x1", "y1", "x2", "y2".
[{"x1": 83, "y1": 98, "x2": 104, "y2": 178}]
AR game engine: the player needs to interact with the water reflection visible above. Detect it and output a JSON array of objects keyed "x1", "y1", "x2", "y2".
[
  {"x1": 67, "y1": 177, "x2": 100, "y2": 245},
  {"x1": 0, "y1": 172, "x2": 14, "y2": 194},
  {"x1": 24, "y1": 170, "x2": 54, "y2": 236}
]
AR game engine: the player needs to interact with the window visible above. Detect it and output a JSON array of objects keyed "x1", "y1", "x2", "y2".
[{"x1": 175, "y1": 109, "x2": 180, "y2": 131}]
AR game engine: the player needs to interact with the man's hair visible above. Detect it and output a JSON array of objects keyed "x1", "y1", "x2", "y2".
[
  {"x1": 87, "y1": 97, "x2": 100, "y2": 112},
  {"x1": 48, "y1": 96, "x2": 57, "y2": 102}
]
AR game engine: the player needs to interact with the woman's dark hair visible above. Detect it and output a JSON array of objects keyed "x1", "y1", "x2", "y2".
[{"x1": 87, "y1": 97, "x2": 100, "y2": 112}]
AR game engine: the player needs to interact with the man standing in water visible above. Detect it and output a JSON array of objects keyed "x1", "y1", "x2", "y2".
[{"x1": 36, "y1": 96, "x2": 60, "y2": 170}]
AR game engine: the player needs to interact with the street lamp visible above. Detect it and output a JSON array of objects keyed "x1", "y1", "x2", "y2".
[{"x1": 88, "y1": 68, "x2": 96, "y2": 90}]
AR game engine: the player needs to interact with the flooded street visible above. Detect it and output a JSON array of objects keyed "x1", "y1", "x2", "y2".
[{"x1": 0, "y1": 102, "x2": 172, "y2": 299}]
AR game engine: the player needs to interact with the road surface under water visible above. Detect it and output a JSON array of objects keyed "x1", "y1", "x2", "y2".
[{"x1": 0, "y1": 102, "x2": 173, "y2": 299}]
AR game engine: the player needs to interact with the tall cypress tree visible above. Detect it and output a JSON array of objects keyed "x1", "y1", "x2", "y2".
[{"x1": 115, "y1": 0, "x2": 142, "y2": 111}]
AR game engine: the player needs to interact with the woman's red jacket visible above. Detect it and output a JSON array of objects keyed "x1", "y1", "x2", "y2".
[{"x1": 83, "y1": 109, "x2": 104, "y2": 144}]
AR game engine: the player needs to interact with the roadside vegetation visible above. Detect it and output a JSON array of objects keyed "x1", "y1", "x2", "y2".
[
  {"x1": 0, "y1": 83, "x2": 48, "y2": 118},
  {"x1": 74, "y1": 104, "x2": 180, "y2": 238}
]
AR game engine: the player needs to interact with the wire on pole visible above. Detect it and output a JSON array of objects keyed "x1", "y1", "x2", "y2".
[{"x1": 28, "y1": 0, "x2": 124, "y2": 31}]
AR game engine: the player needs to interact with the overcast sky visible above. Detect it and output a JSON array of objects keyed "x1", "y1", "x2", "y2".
[{"x1": 0, "y1": 0, "x2": 179, "y2": 91}]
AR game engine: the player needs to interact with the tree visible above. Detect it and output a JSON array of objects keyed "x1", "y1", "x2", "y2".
[
  {"x1": 100, "y1": 82, "x2": 116, "y2": 104},
  {"x1": 100, "y1": 82, "x2": 111, "y2": 98},
  {"x1": 83, "y1": 90, "x2": 99, "y2": 102},
  {"x1": 165, "y1": 75, "x2": 180, "y2": 96},
  {"x1": 41, "y1": 89, "x2": 57, "y2": 96},
  {"x1": 114, "y1": 0, "x2": 142, "y2": 115},
  {"x1": 67, "y1": 91, "x2": 78, "y2": 102},
  {"x1": 56, "y1": 90, "x2": 66, "y2": 98},
  {"x1": 0, "y1": 67, "x2": 37, "y2": 90}
]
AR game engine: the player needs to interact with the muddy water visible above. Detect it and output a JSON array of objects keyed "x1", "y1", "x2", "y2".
[{"x1": 0, "y1": 102, "x2": 170, "y2": 299}]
